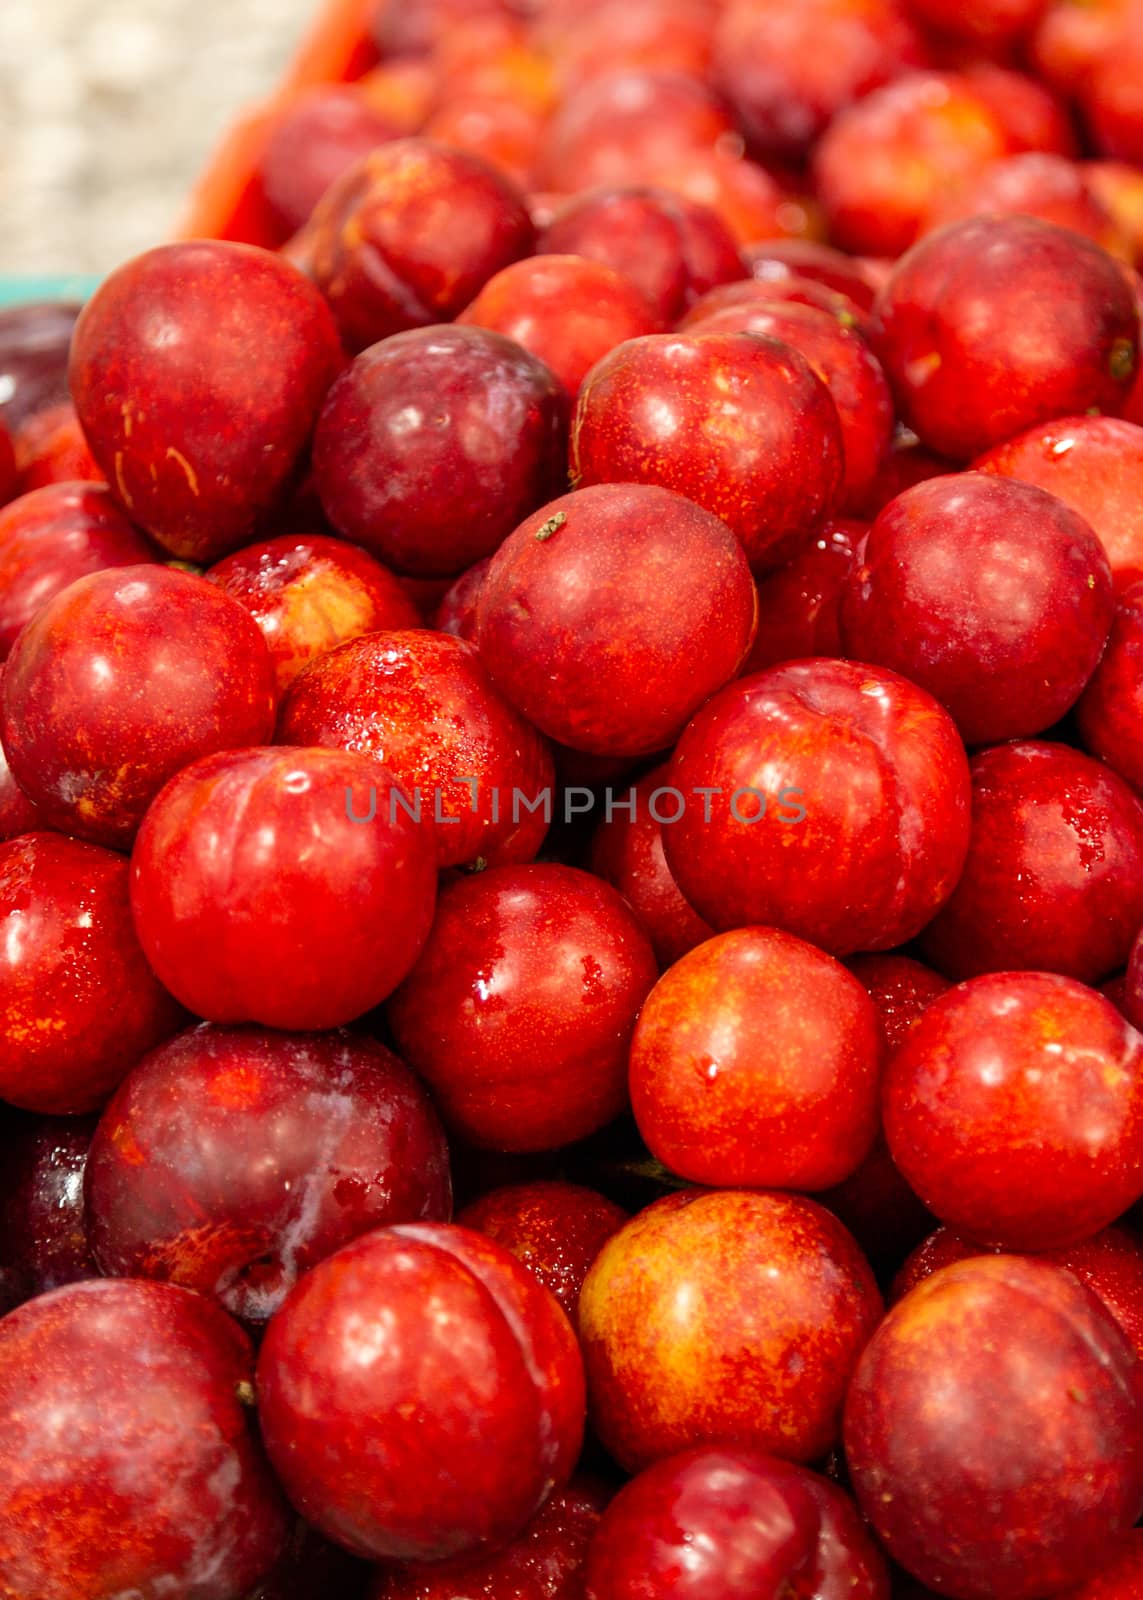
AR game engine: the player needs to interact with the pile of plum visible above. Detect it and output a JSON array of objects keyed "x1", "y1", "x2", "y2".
[{"x1": 10, "y1": 0, "x2": 1143, "y2": 1595}]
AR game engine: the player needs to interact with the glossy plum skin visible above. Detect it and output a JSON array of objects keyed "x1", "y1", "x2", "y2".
[
  {"x1": 388, "y1": 864, "x2": 658, "y2": 1151},
  {"x1": 256, "y1": 1224, "x2": 585, "y2": 1565},
  {"x1": 0, "y1": 1279, "x2": 289, "y2": 1600},
  {"x1": 571, "y1": 332, "x2": 844, "y2": 571},
  {"x1": 70, "y1": 242, "x2": 344, "y2": 563},
  {"x1": 919, "y1": 742, "x2": 1143, "y2": 985},
  {"x1": 0, "y1": 1113, "x2": 97, "y2": 1313},
  {"x1": 370, "y1": 1477, "x2": 610, "y2": 1599},
  {"x1": 844, "y1": 1256, "x2": 1143, "y2": 1599},
  {"x1": 884, "y1": 972, "x2": 1143, "y2": 1251},
  {"x1": 1078, "y1": 581, "x2": 1143, "y2": 788},
  {"x1": 578, "y1": 1188, "x2": 883, "y2": 1470},
  {"x1": 976, "y1": 416, "x2": 1143, "y2": 592},
  {"x1": 584, "y1": 1446, "x2": 889, "y2": 1600},
  {"x1": 686, "y1": 298, "x2": 894, "y2": 515},
  {"x1": 587, "y1": 764, "x2": 714, "y2": 968},
  {"x1": 130, "y1": 746, "x2": 437, "y2": 1030},
  {"x1": 259, "y1": 85, "x2": 401, "y2": 234},
  {"x1": 313, "y1": 326, "x2": 567, "y2": 578},
  {"x1": 838, "y1": 473, "x2": 1115, "y2": 746},
  {"x1": 746, "y1": 519, "x2": 864, "y2": 672},
  {"x1": 277, "y1": 629, "x2": 554, "y2": 869},
  {"x1": 662, "y1": 659, "x2": 972, "y2": 957},
  {"x1": 891, "y1": 1224, "x2": 1143, "y2": 1361},
  {"x1": 712, "y1": 0, "x2": 926, "y2": 163},
  {"x1": 306, "y1": 140, "x2": 534, "y2": 353},
  {"x1": 475, "y1": 484, "x2": 757, "y2": 757},
  {"x1": 206, "y1": 533, "x2": 421, "y2": 696},
  {"x1": 680, "y1": 275, "x2": 875, "y2": 343},
  {"x1": 0, "y1": 833, "x2": 184, "y2": 1115},
  {"x1": 812, "y1": 73, "x2": 1010, "y2": 259},
  {"x1": 85, "y1": 1025, "x2": 451, "y2": 1324},
  {"x1": 0, "y1": 564, "x2": 277, "y2": 847},
  {"x1": 584, "y1": 1448, "x2": 819, "y2": 1600},
  {"x1": 873, "y1": 216, "x2": 1139, "y2": 462},
  {"x1": 458, "y1": 255, "x2": 662, "y2": 398},
  {"x1": 538, "y1": 187, "x2": 744, "y2": 325},
  {"x1": 456, "y1": 1181, "x2": 627, "y2": 1322},
  {"x1": 0, "y1": 684, "x2": 51, "y2": 842},
  {"x1": 630, "y1": 927, "x2": 883, "y2": 1191},
  {"x1": 0, "y1": 481, "x2": 156, "y2": 661}
]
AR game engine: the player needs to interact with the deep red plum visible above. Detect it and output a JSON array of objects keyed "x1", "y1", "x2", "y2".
[
  {"x1": 85, "y1": 1025, "x2": 451, "y2": 1323},
  {"x1": 0, "y1": 564, "x2": 276, "y2": 847},
  {"x1": 130, "y1": 745, "x2": 437, "y2": 1030},
  {"x1": 388, "y1": 863, "x2": 658, "y2": 1151},
  {"x1": 0, "y1": 832, "x2": 183, "y2": 1115},
  {"x1": 475, "y1": 483, "x2": 757, "y2": 757},
  {"x1": 256, "y1": 1223, "x2": 585, "y2": 1565}
]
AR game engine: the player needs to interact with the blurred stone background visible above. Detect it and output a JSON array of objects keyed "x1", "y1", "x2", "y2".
[{"x1": 0, "y1": 0, "x2": 313, "y2": 274}]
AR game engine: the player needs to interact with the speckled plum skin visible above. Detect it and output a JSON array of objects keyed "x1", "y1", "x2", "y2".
[
  {"x1": 130, "y1": 746, "x2": 437, "y2": 1030},
  {"x1": 919, "y1": 742, "x2": 1143, "y2": 985},
  {"x1": 0, "y1": 482, "x2": 157, "y2": 661},
  {"x1": 578, "y1": 1188, "x2": 883, "y2": 1470},
  {"x1": 85, "y1": 1025, "x2": 451, "y2": 1324},
  {"x1": 538, "y1": 187, "x2": 744, "y2": 325},
  {"x1": 388, "y1": 864, "x2": 658, "y2": 1151},
  {"x1": 0, "y1": 564, "x2": 277, "y2": 847},
  {"x1": 844, "y1": 1256, "x2": 1143, "y2": 1600},
  {"x1": 570, "y1": 332, "x2": 845, "y2": 571},
  {"x1": 277, "y1": 629, "x2": 554, "y2": 869},
  {"x1": 587, "y1": 764, "x2": 714, "y2": 968},
  {"x1": 838, "y1": 472, "x2": 1115, "y2": 746},
  {"x1": 746, "y1": 519, "x2": 865, "y2": 673},
  {"x1": 583, "y1": 1447, "x2": 889, "y2": 1600},
  {"x1": 0, "y1": 1278, "x2": 289, "y2": 1600},
  {"x1": 306, "y1": 140, "x2": 535, "y2": 353},
  {"x1": 682, "y1": 299, "x2": 894, "y2": 516},
  {"x1": 873, "y1": 216, "x2": 1139, "y2": 462},
  {"x1": 206, "y1": 533, "x2": 421, "y2": 696},
  {"x1": 0, "y1": 696, "x2": 39, "y2": 841},
  {"x1": 662, "y1": 659, "x2": 972, "y2": 956},
  {"x1": 69, "y1": 241, "x2": 344, "y2": 563},
  {"x1": 457, "y1": 1182, "x2": 627, "y2": 1322},
  {"x1": 458, "y1": 256, "x2": 663, "y2": 397},
  {"x1": 475, "y1": 484, "x2": 757, "y2": 757},
  {"x1": 370, "y1": 1476, "x2": 610, "y2": 1599},
  {"x1": 891, "y1": 1225, "x2": 1143, "y2": 1361},
  {"x1": 977, "y1": 416, "x2": 1143, "y2": 593},
  {"x1": 630, "y1": 927, "x2": 883, "y2": 1191},
  {"x1": 1079, "y1": 581, "x2": 1143, "y2": 788},
  {"x1": 884, "y1": 972, "x2": 1143, "y2": 1251},
  {"x1": 0, "y1": 1113, "x2": 97, "y2": 1313},
  {"x1": 256, "y1": 1223, "x2": 585, "y2": 1565},
  {"x1": 313, "y1": 326, "x2": 567, "y2": 578},
  {"x1": 12, "y1": 399, "x2": 104, "y2": 493},
  {"x1": 0, "y1": 833, "x2": 184, "y2": 1115}
]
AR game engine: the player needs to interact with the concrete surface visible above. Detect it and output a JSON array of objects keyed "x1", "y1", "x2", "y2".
[{"x1": 0, "y1": 0, "x2": 315, "y2": 274}]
